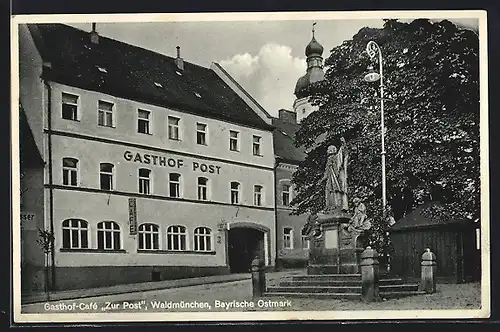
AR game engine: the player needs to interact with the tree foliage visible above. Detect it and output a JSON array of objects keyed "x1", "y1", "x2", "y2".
[{"x1": 291, "y1": 19, "x2": 480, "y2": 252}]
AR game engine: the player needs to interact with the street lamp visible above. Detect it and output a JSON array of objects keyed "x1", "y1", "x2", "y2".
[{"x1": 364, "y1": 40, "x2": 387, "y2": 216}]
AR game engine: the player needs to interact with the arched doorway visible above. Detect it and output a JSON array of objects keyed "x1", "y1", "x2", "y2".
[{"x1": 227, "y1": 227, "x2": 265, "y2": 273}]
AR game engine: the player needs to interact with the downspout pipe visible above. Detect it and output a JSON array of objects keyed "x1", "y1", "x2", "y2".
[
  {"x1": 273, "y1": 158, "x2": 280, "y2": 271},
  {"x1": 43, "y1": 78, "x2": 56, "y2": 290}
]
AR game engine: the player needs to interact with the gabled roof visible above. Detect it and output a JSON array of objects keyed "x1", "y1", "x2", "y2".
[
  {"x1": 28, "y1": 24, "x2": 273, "y2": 131},
  {"x1": 271, "y1": 114, "x2": 306, "y2": 165},
  {"x1": 390, "y1": 201, "x2": 473, "y2": 231}
]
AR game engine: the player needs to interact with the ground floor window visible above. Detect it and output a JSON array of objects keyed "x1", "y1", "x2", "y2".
[
  {"x1": 62, "y1": 219, "x2": 88, "y2": 249},
  {"x1": 283, "y1": 227, "x2": 293, "y2": 249},
  {"x1": 301, "y1": 227, "x2": 310, "y2": 249},
  {"x1": 167, "y1": 225, "x2": 187, "y2": 251},
  {"x1": 97, "y1": 221, "x2": 121, "y2": 250},
  {"x1": 194, "y1": 227, "x2": 212, "y2": 251},
  {"x1": 138, "y1": 223, "x2": 159, "y2": 250}
]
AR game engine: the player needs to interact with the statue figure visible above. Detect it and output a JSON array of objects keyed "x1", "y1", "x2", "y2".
[
  {"x1": 346, "y1": 197, "x2": 372, "y2": 233},
  {"x1": 323, "y1": 137, "x2": 349, "y2": 213},
  {"x1": 303, "y1": 212, "x2": 321, "y2": 238}
]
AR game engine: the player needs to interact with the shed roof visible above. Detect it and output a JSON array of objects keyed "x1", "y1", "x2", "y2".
[{"x1": 390, "y1": 201, "x2": 474, "y2": 231}]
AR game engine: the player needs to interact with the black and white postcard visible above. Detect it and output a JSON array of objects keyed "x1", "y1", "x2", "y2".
[{"x1": 10, "y1": 10, "x2": 490, "y2": 322}]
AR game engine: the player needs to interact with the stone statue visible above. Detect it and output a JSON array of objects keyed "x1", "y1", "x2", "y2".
[
  {"x1": 303, "y1": 212, "x2": 321, "y2": 238},
  {"x1": 344, "y1": 197, "x2": 372, "y2": 234},
  {"x1": 323, "y1": 137, "x2": 349, "y2": 213}
]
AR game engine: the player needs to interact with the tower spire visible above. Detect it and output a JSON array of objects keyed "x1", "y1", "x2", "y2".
[{"x1": 312, "y1": 22, "x2": 316, "y2": 38}]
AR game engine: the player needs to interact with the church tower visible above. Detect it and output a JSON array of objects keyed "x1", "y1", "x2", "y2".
[{"x1": 293, "y1": 23, "x2": 325, "y2": 124}]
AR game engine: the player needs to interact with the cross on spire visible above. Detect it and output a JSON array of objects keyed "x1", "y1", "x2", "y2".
[{"x1": 312, "y1": 22, "x2": 316, "y2": 38}]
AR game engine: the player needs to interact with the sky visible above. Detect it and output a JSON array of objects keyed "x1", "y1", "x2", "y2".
[{"x1": 68, "y1": 17, "x2": 479, "y2": 117}]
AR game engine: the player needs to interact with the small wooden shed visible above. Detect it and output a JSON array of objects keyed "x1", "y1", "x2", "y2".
[{"x1": 389, "y1": 202, "x2": 481, "y2": 283}]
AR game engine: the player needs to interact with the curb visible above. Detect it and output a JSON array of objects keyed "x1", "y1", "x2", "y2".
[{"x1": 22, "y1": 275, "x2": 251, "y2": 305}]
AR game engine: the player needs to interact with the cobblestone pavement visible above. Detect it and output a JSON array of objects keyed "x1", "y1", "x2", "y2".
[{"x1": 22, "y1": 276, "x2": 482, "y2": 314}]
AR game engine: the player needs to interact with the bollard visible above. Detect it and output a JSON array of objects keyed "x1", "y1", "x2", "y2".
[
  {"x1": 251, "y1": 256, "x2": 266, "y2": 298},
  {"x1": 360, "y1": 246, "x2": 380, "y2": 302},
  {"x1": 420, "y1": 248, "x2": 437, "y2": 293}
]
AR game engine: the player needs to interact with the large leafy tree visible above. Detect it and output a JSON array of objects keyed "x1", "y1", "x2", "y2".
[{"x1": 291, "y1": 19, "x2": 480, "y2": 252}]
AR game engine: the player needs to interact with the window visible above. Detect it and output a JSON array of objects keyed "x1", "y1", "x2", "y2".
[
  {"x1": 194, "y1": 227, "x2": 212, "y2": 252},
  {"x1": 62, "y1": 158, "x2": 78, "y2": 186},
  {"x1": 197, "y1": 177, "x2": 208, "y2": 201},
  {"x1": 168, "y1": 116, "x2": 180, "y2": 140},
  {"x1": 139, "y1": 168, "x2": 151, "y2": 194},
  {"x1": 138, "y1": 223, "x2": 159, "y2": 250},
  {"x1": 62, "y1": 219, "x2": 88, "y2": 249},
  {"x1": 169, "y1": 173, "x2": 181, "y2": 198},
  {"x1": 253, "y1": 135, "x2": 262, "y2": 156},
  {"x1": 196, "y1": 123, "x2": 207, "y2": 145},
  {"x1": 98, "y1": 100, "x2": 114, "y2": 127},
  {"x1": 301, "y1": 227, "x2": 310, "y2": 249},
  {"x1": 100, "y1": 163, "x2": 114, "y2": 190},
  {"x1": 230, "y1": 182, "x2": 240, "y2": 204},
  {"x1": 167, "y1": 225, "x2": 187, "y2": 251},
  {"x1": 253, "y1": 185, "x2": 263, "y2": 206},
  {"x1": 283, "y1": 228, "x2": 293, "y2": 249},
  {"x1": 282, "y1": 184, "x2": 291, "y2": 206},
  {"x1": 97, "y1": 221, "x2": 121, "y2": 250},
  {"x1": 62, "y1": 92, "x2": 78, "y2": 120},
  {"x1": 229, "y1": 130, "x2": 239, "y2": 151},
  {"x1": 138, "y1": 109, "x2": 151, "y2": 134}
]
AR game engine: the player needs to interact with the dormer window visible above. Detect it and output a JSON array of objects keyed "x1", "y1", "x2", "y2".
[
  {"x1": 154, "y1": 82, "x2": 163, "y2": 88},
  {"x1": 176, "y1": 71, "x2": 182, "y2": 76},
  {"x1": 194, "y1": 92, "x2": 202, "y2": 98}
]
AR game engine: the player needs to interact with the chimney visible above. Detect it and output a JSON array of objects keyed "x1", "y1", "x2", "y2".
[
  {"x1": 90, "y1": 23, "x2": 99, "y2": 44},
  {"x1": 278, "y1": 109, "x2": 297, "y2": 123},
  {"x1": 174, "y1": 46, "x2": 184, "y2": 71}
]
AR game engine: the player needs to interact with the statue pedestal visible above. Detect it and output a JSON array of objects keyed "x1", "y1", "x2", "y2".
[{"x1": 307, "y1": 211, "x2": 366, "y2": 275}]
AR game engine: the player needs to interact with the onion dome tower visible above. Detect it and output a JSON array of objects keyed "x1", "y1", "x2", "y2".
[{"x1": 293, "y1": 23, "x2": 325, "y2": 123}]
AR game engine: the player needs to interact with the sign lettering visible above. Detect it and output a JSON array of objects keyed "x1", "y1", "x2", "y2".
[
  {"x1": 128, "y1": 198, "x2": 137, "y2": 235},
  {"x1": 123, "y1": 150, "x2": 221, "y2": 174},
  {"x1": 20, "y1": 212, "x2": 37, "y2": 231}
]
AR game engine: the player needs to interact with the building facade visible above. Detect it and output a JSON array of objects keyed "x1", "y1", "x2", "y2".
[
  {"x1": 18, "y1": 23, "x2": 276, "y2": 291},
  {"x1": 272, "y1": 110, "x2": 309, "y2": 268}
]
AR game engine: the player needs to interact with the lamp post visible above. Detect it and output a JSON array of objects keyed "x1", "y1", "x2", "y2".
[{"x1": 364, "y1": 41, "x2": 387, "y2": 216}]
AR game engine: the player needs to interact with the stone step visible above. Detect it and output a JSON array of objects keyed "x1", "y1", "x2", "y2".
[
  {"x1": 269, "y1": 283, "x2": 419, "y2": 294},
  {"x1": 268, "y1": 286, "x2": 362, "y2": 293},
  {"x1": 264, "y1": 292, "x2": 361, "y2": 300},
  {"x1": 279, "y1": 277, "x2": 405, "y2": 287},
  {"x1": 292, "y1": 274, "x2": 361, "y2": 282},
  {"x1": 307, "y1": 265, "x2": 358, "y2": 275}
]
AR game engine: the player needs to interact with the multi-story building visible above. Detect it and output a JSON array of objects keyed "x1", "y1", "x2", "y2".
[
  {"x1": 274, "y1": 29, "x2": 325, "y2": 268},
  {"x1": 18, "y1": 23, "x2": 276, "y2": 291},
  {"x1": 272, "y1": 109, "x2": 309, "y2": 268}
]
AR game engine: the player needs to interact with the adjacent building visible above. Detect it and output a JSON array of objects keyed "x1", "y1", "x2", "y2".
[
  {"x1": 273, "y1": 29, "x2": 325, "y2": 268},
  {"x1": 272, "y1": 109, "x2": 309, "y2": 268},
  {"x1": 18, "y1": 23, "x2": 276, "y2": 291},
  {"x1": 19, "y1": 104, "x2": 46, "y2": 293}
]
